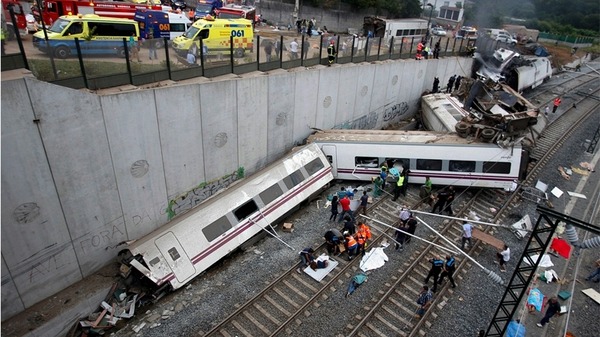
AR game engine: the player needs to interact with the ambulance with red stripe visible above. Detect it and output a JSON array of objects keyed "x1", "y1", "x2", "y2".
[{"x1": 172, "y1": 16, "x2": 253, "y2": 58}]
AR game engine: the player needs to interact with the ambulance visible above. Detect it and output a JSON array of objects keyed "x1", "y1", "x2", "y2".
[
  {"x1": 32, "y1": 14, "x2": 139, "y2": 58},
  {"x1": 172, "y1": 16, "x2": 253, "y2": 57},
  {"x1": 134, "y1": 9, "x2": 191, "y2": 45}
]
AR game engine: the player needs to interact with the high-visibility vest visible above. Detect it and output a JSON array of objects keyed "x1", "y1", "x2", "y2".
[
  {"x1": 345, "y1": 236, "x2": 357, "y2": 248},
  {"x1": 397, "y1": 175, "x2": 405, "y2": 187},
  {"x1": 358, "y1": 224, "x2": 372, "y2": 240},
  {"x1": 554, "y1": 98, "x2": 561, "y2": 107}
]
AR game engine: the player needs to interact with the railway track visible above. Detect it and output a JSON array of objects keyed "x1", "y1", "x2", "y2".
[
  {"x1": 200, "y1": 87, "x2": 599, "y2": 337},
  {"x1": 524, "y1": 65, "x2": 599, "y2": 106}
]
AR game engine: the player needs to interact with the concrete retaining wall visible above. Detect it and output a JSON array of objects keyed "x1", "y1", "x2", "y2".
[{"x1": 1, "y1": 56, "x2": 473, "y2": 320}]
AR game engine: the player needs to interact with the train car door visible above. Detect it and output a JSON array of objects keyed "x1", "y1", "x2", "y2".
[
  {"x1": 321, "y1": 145, "x2": 337, "y2": 177},
  {"x1": 154, "y1": 232, "x2": 196, "y2": 283}
]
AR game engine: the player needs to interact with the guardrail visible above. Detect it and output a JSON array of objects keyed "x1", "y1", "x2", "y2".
[{"x1": 2, "y1": 33, "x2": 474, "y2": 90}]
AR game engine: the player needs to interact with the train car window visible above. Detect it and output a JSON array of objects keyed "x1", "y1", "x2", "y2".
[
  {"x1": 355, "y1": 157, "x2": 379, "y2": 168},
  {"x1": 483, "y1": 162, "x2": 511, "y2": 174},
  {"x1": 304, "y1": 158, "x2": 325, "y2": 176},
  {"x1": 387, "y1": 158, "x2": 410, "y2": 170},
  {"x1": 449, "y1": 160, "x2": 476, "y2": 172},
  {"x1": 416, "y1": 159, "x2": 443, "y2": 171},
  {"x1": 167, "y1": 247, "x2": 181, "y2": 261},
  {"x1": 283, "y1": 169, "x2": 305, "y2": 189},
  {"x1": 203, "y1": 216, "x2": 233, "y2": 242},
  {"x1": 259, "y1": 183, "x2": 284, "y2": 205},
  {"x1": 149, "y1": 257, "x2": 160, "y2": 267},
  {"x1": 233, "y1": 200, "x2": 259, "y2": 221}
]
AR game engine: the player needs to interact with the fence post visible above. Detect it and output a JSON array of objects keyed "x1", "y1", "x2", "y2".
[
  {"x1": 351, "y1": 35, "x2": 355, "y2": 63},
  {"x1": 124, "y1": 38, "x2": 133, "y2": 84},
  {"x1": 409, "y1": 37, "x2": 415, "y2": 59},
  {"x1": 399, "y1": 38, "x2": 404, "y2": 59},
  {"x1": 164, "y1": 38, "x2": 172, "y2": 80},
  {"x1": 74, "y1": 38, "x2": 88, "y2": 89},
  {"x1": 389, "y1": 36, "x2": 394, "y2": 59},
  {"x1": 278, "y1": 35, "x2": 283, "y2": 68},
  {"x1": 199, "y1": 39, "x2": 205, "y2": 75},
  {"x1": 7, "y1": 4, "x2": 29, "y2": 70},
  {"x1": 256, "y1": 35, "x2": 260, "y2": 70},
  {"x1": 364, "y1": 36, "x2": 370, "y2": 61},
  {"x1": 319, "y1": 34, "x2": 323, "y2": 65},
  {"x1": 229, "y1": 35, "x2": 234, "y2": 74},
  {"x1": 377, "y1": 37, "x2": 382, "y2": 60}
]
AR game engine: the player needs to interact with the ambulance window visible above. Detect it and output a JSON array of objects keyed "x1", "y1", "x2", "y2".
[
  {"x1": 198, "y1": 29, "x2": 209, "y2": 39},
  {"x1": 65, "y1": 22, "x2": 83, "y2": 36},
  {"x1": 171, "y1": 23, "x2": 186, "y2": 32},
  {"x1": 89, "y1": 22, "x2": 136, "y2": 36}
]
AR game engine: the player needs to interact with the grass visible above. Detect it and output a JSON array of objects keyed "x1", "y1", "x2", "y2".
[{"x1": 28, "y1": 58, "x2": 188, "y2": 81}]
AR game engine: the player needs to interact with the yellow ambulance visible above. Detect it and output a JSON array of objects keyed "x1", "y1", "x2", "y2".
[{"x1": 172, "y1": 16, "x2": 253, "y2": 57}]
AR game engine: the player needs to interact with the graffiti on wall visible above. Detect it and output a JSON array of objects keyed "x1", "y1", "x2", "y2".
[
  {"x1": 166, "y1": 167, "x2": 245, "y2": 220},
  {"x1": 338, "y1": 111, "x2": 378, "y2": 130},
  {"x1": 382, "y1": 101, "x2": 410, "y2": 121}
]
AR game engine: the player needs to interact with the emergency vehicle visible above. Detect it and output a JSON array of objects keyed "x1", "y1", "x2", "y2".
[
  {"x1": 193, "y1": 0, "x2": 222, "y2": 21},
  {"x1": 32, "y1": 14, "x2": 139, "y2": 59},
  {"x1": 172, "y1": 16, "x2": 253, "y2": 58},
  {"x1": 32, "y1": 0, "x2": 167, "y2": 26},
  {"x1": 2, "y1": 0, "x2": 27, "y2": 38},
  {"x1": 134, "y1": 9, "x2": 191, "y2": 44},
  {"x1": 456, "y1": 26, "x2": 478, "y2": 40},
  {"x1": 215, "y1": 4, "x2": 255, "y2": 22}
]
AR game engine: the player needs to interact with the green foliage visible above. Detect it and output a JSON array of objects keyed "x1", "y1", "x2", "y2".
[{"x1": 236, "y1": 166, "x2": 245, "y2": 179}]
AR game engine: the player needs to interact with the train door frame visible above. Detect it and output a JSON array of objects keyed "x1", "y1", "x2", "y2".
[
  {"x1": 321, "y1": 145, "x2": 337, "y2": 178},
  {"x1": 154, "y1": 232, "x2": 196, "y2": 284}
]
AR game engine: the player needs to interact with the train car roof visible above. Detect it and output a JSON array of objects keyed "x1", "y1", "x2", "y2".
[{"x1": 307, "y1": 129, "x2": 511, "y2": 147}]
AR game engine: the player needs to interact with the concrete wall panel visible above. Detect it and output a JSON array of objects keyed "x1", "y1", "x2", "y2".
[
  {"x1": 335, "y1": 65, "x2": 360, "y2": 126},
  {"x1": 352, "y1": 64, "x2": 375, "y2": 121},
  {"x1": 293, "y1": 71, "x2": 319, "y2": 144},
  {"x1": 423, "y1": 59, "x2": 440, "y2": 93},
  {"x1": 266, "y1": 73, "x2": 295, "y2": 160},
  {"x1": 238, "y1": 76, "x2": 269, "y2": 174},
  {"x1": 101, "y1": 92, "x2": 169, "y2": 239},
  {"x1": 155, "y1": 85, "x2": 205, "y2": 200},
  {"x1": 26, "y1": 79, "x2": 122, "y2": 279},
  {"x1": 1, "y1": 258, "x2": 24, "y2": 320},
  {"x1": 199, "y1": 81, "x2": 239, "y2": 179},
  {"x1": 315, "y1": 68, "x2": 339, "y2": 129}
]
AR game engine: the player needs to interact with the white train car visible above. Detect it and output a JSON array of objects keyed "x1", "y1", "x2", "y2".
[
  {"x1": 307, "y1": 130, "x2": 526, "y2": 189},
  {"x1": 513, "y1": 56, "x2": 552, "y2": 92},
  {"x1": 420, "y1": 93, "x2": 468, "y2": 132},
  {"x1": 124, "y1": 143, "x2": 333, "y2": 290}
]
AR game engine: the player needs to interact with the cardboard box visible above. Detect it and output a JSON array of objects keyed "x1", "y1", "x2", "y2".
[{"x1": 282, "y1": 223, "x2": 294, "y2": 232}]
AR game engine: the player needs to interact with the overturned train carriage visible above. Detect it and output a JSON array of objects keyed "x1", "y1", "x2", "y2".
[
  {"x1": 308, "y1": 129, "x2": 527, "y2": 189},
  {"x1": 122, "y1": 143, "x2": 333, "y2": 291}
]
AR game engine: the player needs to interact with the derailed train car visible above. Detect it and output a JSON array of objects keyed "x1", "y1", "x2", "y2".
[
  {"x1": 308, "y1": 129, "x2": 527, "y2": 190},
  {"x1": 121, "y1": 143, "x2": 333, "y2": 291}
]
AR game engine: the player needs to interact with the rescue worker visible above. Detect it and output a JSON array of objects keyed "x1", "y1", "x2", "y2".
[
  {"x1": 380, "y1": 164, "x2": 388, "y2": 191},
  {"x1": 1, "y1": 26, "x2": 6, "y2": 56},
  {"x1": 344, "y1": 232, "x2": 358, "y2": 260},
  {"x1": 327, "y1": 39, "x2": 336, "y2": 66},
  {"x1": 416, "y1": 40, "x2": 424, "y2": 60},
  {"x1": 392, "y1": 172, "x2": 405, "y2": 201},
  {"x1": 438, "y1": 255, "x2": 457, "y2": 288},
  {"x1": 423, "y1": 44, "x2": 430, "y2": 59},
  {"x1": 355, "y1": 221, "x2": 372, "y2": 256},
  {"x1": 324, "y1": 228, "x2": 343, "y2": 255},
  {"x1": 424, "y1": 256, "x2": 444, "y2": 292},
  {"x1": 552, "y1": 97, "x2": 561, "y2": 113}
]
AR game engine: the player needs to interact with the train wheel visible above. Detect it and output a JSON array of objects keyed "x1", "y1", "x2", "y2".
[
  {"x1": 455, "y1": 122, "x2": 470, "y2": 137},
  {"x1": 482, "y1": 128, "x2": 496, "y2": 141}
]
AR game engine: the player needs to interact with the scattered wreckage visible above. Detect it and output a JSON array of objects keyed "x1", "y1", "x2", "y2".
[{"x1": 421, "y1": 76, "x2": 540, "y2": 147}]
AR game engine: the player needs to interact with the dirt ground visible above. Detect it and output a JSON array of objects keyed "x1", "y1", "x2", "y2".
[{"x1": 540, "y1": 43, "x2": 591, "y2": 69}]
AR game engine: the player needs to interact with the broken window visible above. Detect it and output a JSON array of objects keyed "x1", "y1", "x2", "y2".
[
  {"x1": 233, "y1": 200, "x2": 259, "y2": 221},
  {"x1": 355, "y1": 156, "x2": 379, "y2": 168}
]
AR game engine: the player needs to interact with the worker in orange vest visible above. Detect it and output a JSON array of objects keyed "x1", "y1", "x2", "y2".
[
  {"x1": 416, "y1": 41, "x2": 424, "y2": 60},
  {"x1": 344, "y1": 232, "x2": 359, "y2": 260},
  {"x1": 355, "y1": 222, "x2": 372, "y2": 256},
  {"x1": 552, "y1": 97, "x2": 561, "y2": 113}
]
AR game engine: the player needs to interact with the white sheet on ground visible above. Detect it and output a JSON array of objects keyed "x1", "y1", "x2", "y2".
[
  {"x1": 544, "y1": 269, "x2": 559, "y2": 283},
  {"x1": 360, "y1": 247, "x2": 389, "y2": 272},
  {"x1": 523, "y1": 254, "x2": 554, "y2": 267},
  {"x1": 304, "y1": 256, "x2": 338, "y2": 282}
]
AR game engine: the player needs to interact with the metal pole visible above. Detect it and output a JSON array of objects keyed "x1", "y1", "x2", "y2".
[
  {"x1": 7, "y1": 4, "x2": 28, "y2": 70},
  {"x1": 415, "y1": 216, "x2": 505, "y2": 285},
  {"x1": 350, "y1": 35, "x2": 355, "y2": 63},
  {"x1": 164, "y1": 38, "x2": 172, "y2": 79},
  {"x1": 35, "y1": 0, "x2": 57, "y2": 79},
  {"x1": 199, "y1": 39, "x2": 205, "y2": 75},
  {"x1": 124, "y1": 38, "x2": 133, "y2": 84},
  {"x1": 360, "y1": 215, "x2": 460, "y2": 254},
  {"x1": 74, "y1": 38, "x2": 88, "y2": 89},
  {"x1": 256, "y1": 35, "x2": 260, "y2": 68},
  {"x1": 376, "y1": 36, "x2": 381, "y2": 60},
  {"x1": 278, "y1": 35, "x2": 283, "y2": 68},
  {"x1": 229, "y1": 35, "x2": 234, "y2": 74},
  {"x1": 410, "y1": 210, "x2": 533, "y2": 232}
]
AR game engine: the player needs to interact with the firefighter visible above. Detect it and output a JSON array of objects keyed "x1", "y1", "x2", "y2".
[
  {"x1": 355, "y1": 221, "x2": 372, "y2": 256},
  {"x1": 327, "y1": 39, "x2": 336, "y2": 66},
  {"x1": 416, "y1": 40, "x2": 424, "y2": 60}
]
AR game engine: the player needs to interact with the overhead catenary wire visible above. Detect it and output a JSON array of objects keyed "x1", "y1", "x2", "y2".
[
  {"x1": 360, "y1": 215, "x2": 460, "y2": 255},
  {"x1": 410, "y1": 209, "x2": 533, "y2": 232},
  {"x1": 415, "y1": 216, "x2": 505, "y2": 285}
]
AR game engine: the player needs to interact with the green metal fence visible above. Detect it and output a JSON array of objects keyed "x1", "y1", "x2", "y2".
[{"x1": 538, "y1": 32, "x2": 596, "y2": 44}]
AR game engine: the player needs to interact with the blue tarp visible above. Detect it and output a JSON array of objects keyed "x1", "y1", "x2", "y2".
[
  {"x1": 505, "y1": 321, "x2": 526, "y2": 337},
  {"x1": 527, "y1": 288, "x2": 544, "y2": 311},
  {"x1": 535, "y1": 46, "x2": 549, "y2": 57}
]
